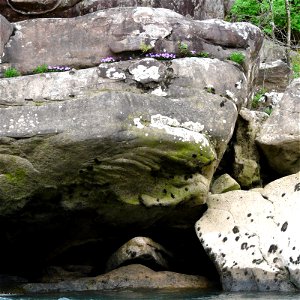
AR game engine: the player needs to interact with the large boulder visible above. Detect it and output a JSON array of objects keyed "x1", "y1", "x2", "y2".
[
  {"x1": 256, "y1": 79, "x2": 300, "y2": 175},
  {"x1": 0, "y1": 0, "x2": 235, "y2": 22},
  {"x1": 233, "y1": 108, "x2": 268, "y2": 188},
  {"x1": 0, "y1": 52, "x2": 242, "y2": 277},
  {"x1": 23, "y1": 264, "x2": 216, "y2": 293},
  {"x1": 256, "y1": 60, "x2": 290, "y2": 92},
  {"x1": 0, "y1": 57, "x2": 242, "y2": 216},
  {"x1": 0, "y1": 14, "x2": 13, "y2": 58},
  {"x1": 196, "y1": 172, "x2": 300, "y2": 291},
  {"x1": 1, "y1": 7, "x2": 263, "y2": 105},
  {"x1": 105, "y1": 237, "x2": 172, "y2": 272}
]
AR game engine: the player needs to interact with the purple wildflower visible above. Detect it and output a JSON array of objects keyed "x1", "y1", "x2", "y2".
[{"x1": 100, "y1": 56, "x2": 116, "y2": 63}]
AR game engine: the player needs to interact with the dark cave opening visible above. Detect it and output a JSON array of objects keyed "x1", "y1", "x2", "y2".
[{"x1": 0, "y1": 197, "x2": 221, "y2": 289}]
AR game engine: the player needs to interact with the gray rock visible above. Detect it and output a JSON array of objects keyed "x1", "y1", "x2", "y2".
[
  {"x1": 0, "y1": 14, "x2": 13, "y2": 59},
  {"x1": 196, "y1": 172, "x2": 300, "y2": 291},
  {"x1": 1, "y1": 7, "x2": 263, "y2": 106},
  {"x1": 23, "y1": 264, "x2": 216, "y2": 293},
  {"x1": 233, "y1": 108, "x2": 268, "y2": 188},
  {"x1": 256, "y1": 60, "x2": 290, "y2": 92},
  {"x1": 105, "y1": 237, "x2": 172, "y2": 272},
  {"x1": 0, "y1": 0, "x2": 235, "y2": 22},
  {"x1": 211, "y1": 174, "x2": 240, "y2": 194},
  {"x1": 256, "y1": 79, "x2": 300, "y2": 175}
]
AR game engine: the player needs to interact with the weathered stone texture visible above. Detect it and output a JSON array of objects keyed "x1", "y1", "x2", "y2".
[
  {"x1": 0, "y1": 14, "x2": 13, "y2": 58},
  {"x1": 105, "y1": 237, "x2": 172, "y2": 272},
  {"x1": 0, "y1": 0, "x2": 235, "y2": 22},
  {"x1": 196, "y1": 172, "x2": 300, "y2": 291},
  {"x1": 23, "y1": 264, "x2": 216, "y2": 293},
  {"x1": 256, "y1": 79, "x2": 300, "y2": 175}
]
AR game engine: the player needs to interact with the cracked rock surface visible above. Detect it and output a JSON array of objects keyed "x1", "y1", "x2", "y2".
[{"x1": 196, "y1": 172, "x2": 300, "y2": 291}]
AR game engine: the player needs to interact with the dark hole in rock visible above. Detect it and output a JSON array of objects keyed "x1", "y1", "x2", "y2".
[{"x1": 0, "y1": 192, "x2": 220, "y2": 289}]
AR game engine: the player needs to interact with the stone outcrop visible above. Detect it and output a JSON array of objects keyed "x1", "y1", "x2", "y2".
[
  {"x1": 256, "y1": 60, "x2": 290, "y2": 92},
  {"x1": 0, "y1": 55, "x2": 244, "y2": 216},
  {"x1": 196, "y1": 172, "x2": 300, "y2": 291},
  {"x1": 23, "y1": 264, "x2": 216, "y2": 293},
  {"x1": 1, "y1": 7, "x2": 263, "y2": 105},
  {"x1": 0, "y1": 48, "x2": 244, "y2": 280},
  {"x1": 0, "y1": 0, "x2": 235, "y2": 22},
  {"x1": 0, "y1": 14, "x2": 13, "y2": 58},
  {"x1": 256, "y1": 79, "x2": 300, "y2": 175},
  {"x1": 105, "y1": 237, "x2": 172, "y2": 272},
  {"x1": 233, "y1": 108, "x2": 268, "y2": 188},
  {"x1": 211, "y1": 174, "x2": 240, "y2": 194}
]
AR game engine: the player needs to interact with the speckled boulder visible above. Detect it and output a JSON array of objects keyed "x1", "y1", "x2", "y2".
[
  {"x1": 196, "y1": 172, "x2": 300, "y2": 291},
  {"x1": 256, "y1": 79, "x2": 300, "y2": 175}
]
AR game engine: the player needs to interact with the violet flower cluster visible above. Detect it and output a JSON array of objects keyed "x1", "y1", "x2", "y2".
[
  {"x1": 48, "y1": 66, "x2": 71, "y2": 72},
  {"x1": 100, "y1": 56, "x2": 116, "y2": 63},
  {"x1": 145, "y1": 52, "x2": 176, "y2": 60}
]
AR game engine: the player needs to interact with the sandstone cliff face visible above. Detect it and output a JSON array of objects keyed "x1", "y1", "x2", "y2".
[
  {"x1": 0, "y1": 3, "x2": 299, "y2": 294},
  {"x1": 0, "y1": 0, "x2": 235, "y2": 22}
]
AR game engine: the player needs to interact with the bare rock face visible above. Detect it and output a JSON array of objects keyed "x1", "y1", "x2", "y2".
[
  {"x1": 196, "y1": 172, "x2": 300, "y2": 291},
  {"x1": 256, "y1": 60, "x2": 290, "y2": 93},
  {"x1": 1, "y1": 7, "x2": 263, "y2": 105},
  {"x1": 0, "y1": 0, "x2": 235, "y2": 22},
  {"x1": 0, "y1": 14, "x2": 13, "y2": 57},
  {"x1": 233, "y1": 108, "x2": 268, "y2": 188},
  {"x1": 256, "y1": 79, "x2": 300, "y2": 175},
  {"x1": 23, "y1": 264, "x2": 216, "y2": 293},
  {"x1": 105, "y1": 237, "x2": 172, "y2": 272},
  {"x1": 0, "y1": 56, "x2": 242, "y2": 216},
  {"x1": 0, "y1": 51, "x2": 243, "y2": 277}
]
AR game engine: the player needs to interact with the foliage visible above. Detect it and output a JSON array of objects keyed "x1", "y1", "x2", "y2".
[
  {"x1": 228, "y1": 52, "x2": 246, "y2": 65},
  {"x1": 228, "y1": 0, "x2": 300, "y2": 39},
  {"x1": 252, "y1": 88, "x2": 267, "y2": 109},
  {"x1": 4, "y1": 67, "x2": 21, "y2": 78},
  {"x1": 292, "y1": 52, "x2": 300, "y2": 78},
  {"x1": 178, "y1": 41, "x2": 189, "y2": 56},
  {"x1": 33, "y1": 64, "x2": 48, "y2": 74},
  {"x1": 140, "y1": 42, "x2": 153, "y2": 54},
  {"x1": 196, "y1": 52, "x2": 210, "y2": 58},
  {"x1": 264, "y1": 107, "x2": 273, "y2": 115}
]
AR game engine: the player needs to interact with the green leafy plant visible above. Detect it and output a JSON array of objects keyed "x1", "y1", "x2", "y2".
[
  {"x1": 178, "y1": 41, "x2": 189, "y2": 56},
  {"x1": 140, "y1": 42, "x2": 153, "y2": 54},
  {"x1": 228, "y1": 0, "x2": 300, "y2": 40},
  {"x1": 196, "y1": 52, "x2": 210, "y2": 58},
  {"x1": 33, "y1": 64, "x2": 48, "y2": 74},
  {"x1": 264, "y1": 107, "x2": 273, "y2": 115},
  {"x1": 252, "y1": 88, "x2": 267, "y2": 109},
  {"x1": 4, "y1": 67, "x2": 21, "y2": 78},
  {"x1": 292, "y1": 53, "x2": 300, "y2": 78},
  {"x1": 229, "y1": 52, "x2": 245, "y2": 65}
]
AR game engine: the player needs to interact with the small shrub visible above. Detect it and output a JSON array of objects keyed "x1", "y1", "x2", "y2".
[
  {"x1": 264, "y1": 107, "x2": 272, "y2": 115},
  {"x1": 229, "y1": 52, "x2": 245, "y2": 65},
  {"x1": 178, "y1": 41, "x2": 189, "y2": 56},
  {"x1": 4, "y1": 67, "x2": 21, "y2": 78},
  {"x1": 252, "y1": 88, "x2": 267, "y2": 109},
  {"x1": 33, "y1": 64, "x2": 48, "y2": 74},
  {"x1": 140, "y1": 42, "x2": 153, "y2": 54},
  {"x1": 196, "y1": 52, "x2": 210, "y2": 58}
]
